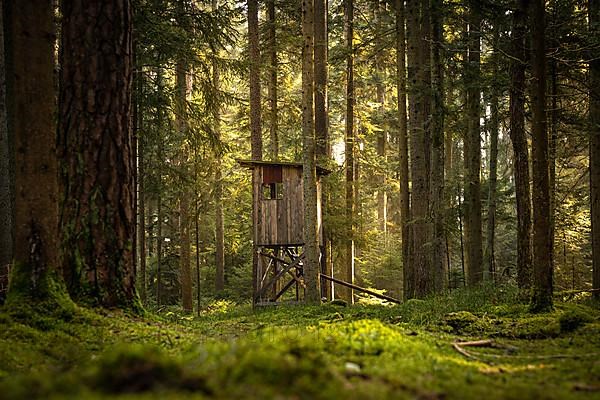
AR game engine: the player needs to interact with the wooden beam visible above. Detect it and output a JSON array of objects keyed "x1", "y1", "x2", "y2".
[
  {"x1": 319, "y1": 273, "x2": 402, "y2": 304},
  {"x1": 273, "y1": 277, "x2": 297, "y2": 301},
  {"x1": 255, "y1": 253, "x2": 305, "y2": 301}
]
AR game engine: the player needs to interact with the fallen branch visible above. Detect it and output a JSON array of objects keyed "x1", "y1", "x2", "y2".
[{"x1": 452, "y1": 339, "x2": 599, "y2": 362}]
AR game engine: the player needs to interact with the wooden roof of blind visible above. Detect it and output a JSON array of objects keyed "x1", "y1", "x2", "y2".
[{"x1": 237, "y1": 159, "x2": 332, "y2": 176}]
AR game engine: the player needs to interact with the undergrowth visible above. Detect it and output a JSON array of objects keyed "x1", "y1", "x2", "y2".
[{"x1": 0, "y1": 285, "x2": 599, "y2": 399}]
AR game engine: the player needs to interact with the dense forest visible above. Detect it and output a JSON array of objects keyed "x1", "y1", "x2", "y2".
[{"x1": 0, "y1": 0, "x2": 599, "y2": 398}]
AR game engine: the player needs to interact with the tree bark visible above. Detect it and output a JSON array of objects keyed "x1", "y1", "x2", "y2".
[
  {"x1": 314, "y1": 0, "x2": 331, "y2": 299},
  {"x1": 342, "y1": 0, "x2": 355, "y2": 303},
  {"x1": 529, "y1": 0, "x2": 552, "y2": 312},
  {"x1": 59, "y1": 0, "x2": 136, "y2": 308},
  {"x1": 249, "y1": 0, "x2": 262, "y2": 161},
  {"x1": 248, "y1": 0, "x2": 262, "y2": 305},
  {"x1": 175, "y1": 33, "x2": 193, "y2": 312},
  {"x1": 395, "y1": 0, "x2": 410, "y2": 300},
  {"x1": 214, "y1": 40, "x2": 225, "y2": 294},
  {"x1": 302, "y1": 0, "x2": 321, "y2": 304},
  {"x1": 430, "y1": 0, "x2": 446, "y2": 292},
  {"x1": 375, "y1": 0, "x2": 387, "y2": 234},
  {"x1": 267, "y1": 0, "x2": 278, "y2": 160},
  {"x1": 407, "y1": 0, "x2": 431, "y2": 298},
  {"x1": 463, "y1": 0, "x2": 483, "y2": 286},
  {"x1": 5, "y1": 0, "x2": 62, "y2": 302},
  {"x1": 0, "y1": 0, "x2": 11, "y2": 303},
  {"x1": 589, "y1": 0, "x2": 600, "y2": 300},
  {"x1": 509, "y1": 0, "x2": 532, "y2": 289}
]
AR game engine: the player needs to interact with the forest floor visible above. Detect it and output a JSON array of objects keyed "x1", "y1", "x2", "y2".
[{"x1": 1, "y1": 286, "x2": 599, "y2": 399}]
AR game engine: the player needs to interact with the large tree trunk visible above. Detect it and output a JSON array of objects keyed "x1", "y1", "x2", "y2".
[
  {"x1": 59, "y1": 0, "x2": 136, "y2": 308},
  {"x1": 406, "y1": 0, "x2": 431, "y2": 298},
  {"x1": 249, "y1": 0, "x2": 262, "y2": 161},
  {"x1": 302, "y1": 0, "x2": 321, "y2": 304},
  {"x1": 591, "y1": 0, "x2": 600, "y2": 300},
  {"x1": 430, "y1": 0, "x2": 446, "y2": 292},
  {"x1": 530, "y1": 0, "x2": 552, "y2": 311},
  {"x1": 314, "y1": 0, "x2": 331, "y2": 299},
  {"x1": 463, "y1": 0, "x2": 483, "y2": 286},
  {"x1": 509, "y1": 0, "x2": 532, "y2": 289},
  {"x1": 175, "y1": 48, "x2": 193, "y2": 313},
  {"x1": 248, "y1": 0, "x2": 262, "y2": 304},
  {"x1": 485, "y1": 26, "x2": 500, "y2": 282},
  {"x1": 395, "y1": 0, "x2": 410, "y2": 299},
  {"x1": 0, "y1": 0, "x2": 11, "y2": 303},
  {"x1": 5, "y1": 0, "x2": 62, "y2": 302},
  {"x1": 342, "y1": 0, "x2": 355, "y2": 303},
  {"x1": 267, "y1": 0, "x2": 278, "y2": 160}
]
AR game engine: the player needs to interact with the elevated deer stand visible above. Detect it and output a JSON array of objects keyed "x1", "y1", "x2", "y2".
[{"x1": 238, "y1": 160, "x2": 330, "y2": 306}]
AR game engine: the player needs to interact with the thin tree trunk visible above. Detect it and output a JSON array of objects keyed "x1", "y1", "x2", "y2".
[
  {"x1": 590, "y1": 0, "x2": 600, "y2": 300},
  {"x1": 486, "y1": 85, "x2": 499, "y2": 283},
  {"x1": 464, "y1": 0, "x2": 483, "y2": 286},
  {"x1": 138, "y1": 99, "x2": 147, "y2": 304},
  {"x1": 214, "y1": 56, "x2": 225, "y2": 294},
  {"x1": 157, "y1": 193, "x2": 163, "y2": 306},
  {"x1": 5, "y1": 0, "x2": 61, "y2": 301},
  {"x1": 509, "y1": 0, "x2": 532, "y2": 289},
  {"x1": 430, "y1": 0, "x2": 445, "y2": 292},
  {"x1": 343, "y1": 0, "x2": 355, "y2": 303},
  {"x1": 395, "y1": 0, "x2": 410, "y2": 300},
  {"x1": 530, "y1": 0, "x2": 552, "y2": 311},
  {"x1": 59, "y1": 0, "x2": 136, "y2": 308},
  {"x1": 302, "y1": 0, "x2": 320, "y2": 304},
  {"x1": 375, "y1": 0, "x2": 387, "y2": 234}
]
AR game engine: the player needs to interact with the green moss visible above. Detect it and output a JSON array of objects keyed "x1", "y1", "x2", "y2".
[
  {"x1": 558, "y1": 309, "x2": 595, "y2": 333},
  {"x1": 444, "y1": 311, "x2": 479, "y2": 331},
  {"x1": 1, "y1": 289, "x2": 600, "y2": 399}
]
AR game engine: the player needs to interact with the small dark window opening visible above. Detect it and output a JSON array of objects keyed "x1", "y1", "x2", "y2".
[
  {"x1": 262, "y1": 165, "x2": 284, "y2": 200},
  {"x1": 263, "y1": 182, "x2": 284, "y2": 200}
]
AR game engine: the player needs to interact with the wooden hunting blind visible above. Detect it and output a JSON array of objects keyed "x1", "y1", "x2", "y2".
[{"x1": 238, "y1": 160, "x2": 330, "y2": 305}]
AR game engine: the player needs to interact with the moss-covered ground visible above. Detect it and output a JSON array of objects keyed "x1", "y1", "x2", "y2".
[{"x1": 1, "y1": 286, "x2": 599, "y2": 399}]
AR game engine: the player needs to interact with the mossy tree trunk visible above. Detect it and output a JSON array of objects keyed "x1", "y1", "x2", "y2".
[
  {"x1": 5, "y1": 0, "x2": 65, "y2": 303},
  {"x1": 59, "y1": 0, "x2": 137, "y2": 309}
]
